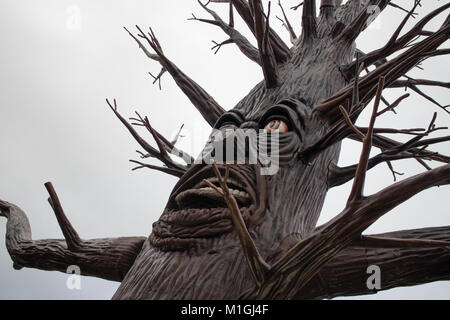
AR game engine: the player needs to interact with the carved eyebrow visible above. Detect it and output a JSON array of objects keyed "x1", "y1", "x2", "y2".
[
  {"x1": 228, "y1": 109, "x2": 245, "y2": 121},
  {"x1": 214, "y1": 111, "x2": 244, "y2": 128},
  {"x1": 275, "y1": 99, "x2": 306, "y2": 129}
]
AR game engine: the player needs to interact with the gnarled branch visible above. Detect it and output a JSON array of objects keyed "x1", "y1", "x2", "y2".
[
  {"x1": 344, "y1": 3, "x2": 450, "y2": 73},
  {"x1": 295, "y1": 226, "x2": 450, "y2": 299},
  {"x1": 125, "y1": 26, "x2": 225, "y2": 127},
  {"x1": 190, "y1": 1, "x2": 261, "y2": 65},
  {"x1": 315, "y1": 17, "x2": 450, "y2": 123},
  {"x1": 0, "y1": 197, "x2": 145, "y2": 282},
  {"x1": 106, "y1": 99, "x2": 189, "y2": 177},
  {"x1": 329, "y1": 112, "x2": 450, "y2": 188}
]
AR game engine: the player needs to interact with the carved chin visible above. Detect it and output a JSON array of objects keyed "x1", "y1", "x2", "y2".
[{"x1": 149, "y1": 164, "x2": 264, "y2": 251}]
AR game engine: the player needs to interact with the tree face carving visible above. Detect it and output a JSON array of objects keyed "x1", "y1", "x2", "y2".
[
  {"x1": 1, "y1": 1, "x2": 450, "y2": 300},
  {"x1": 150, "y1": 97, "x2": 311, "y2": 253}
]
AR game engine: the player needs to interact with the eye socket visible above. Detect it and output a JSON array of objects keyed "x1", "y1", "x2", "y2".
[{"x1": 264, "y1": 119, "x2": 289, "y2": 133}]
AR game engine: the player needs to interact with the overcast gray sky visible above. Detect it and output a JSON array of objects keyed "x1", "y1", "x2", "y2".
[{"x1": 0, "y1": 0, "x2": 449, "y2": 299}]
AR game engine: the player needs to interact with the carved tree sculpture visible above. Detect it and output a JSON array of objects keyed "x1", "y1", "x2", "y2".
[{"x1": 1, "y1": 0, "x2": 450, "y2": 299}]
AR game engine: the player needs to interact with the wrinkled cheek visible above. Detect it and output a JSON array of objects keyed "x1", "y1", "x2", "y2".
[{"x1": 257, "y1": 132, "x2": 301, "y2": 169}]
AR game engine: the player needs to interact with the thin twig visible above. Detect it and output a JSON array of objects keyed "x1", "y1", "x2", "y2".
[
  {"x1": 339, "y1": 105, "x2": 365, "y2": 140},
  {"x1": 277, "y1": 0, "x2": 297, "y2": 44}
]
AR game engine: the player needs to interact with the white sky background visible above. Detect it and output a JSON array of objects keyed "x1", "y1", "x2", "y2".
[{"x1": 0, "y1": 0, "x2": 449, "y2": 299}]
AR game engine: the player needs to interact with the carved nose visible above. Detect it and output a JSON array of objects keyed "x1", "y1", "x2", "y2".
[{"x1": 240, "y1": 121, "x2": 258, "y2": 130}]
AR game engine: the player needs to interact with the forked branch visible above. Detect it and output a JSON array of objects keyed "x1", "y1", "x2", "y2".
[
  {"x1": 125, "y1": 26, "x2": 225, "y2": 127},
  {"x1": 347, "y1": 76, "x2": 384, "y2": 204},
  {"x1": 191, "y1": 1, "x2": 261, "y2": 65},
  {"x1": 106, "y1": 98, "x2": 189, "y2": 177},
  {"x1": 277, "y1": 0, "x2": 297, "y2": 44},
  {"x1": 329, "y1": 110, "x2": 450, "y2": 187},
  {"x1": 0, "y1": 194, "x2": 145, "y2": 281},
  {"x1": 344, "y1": 2, "x2": 450, "y2": 73},
  {"x1": 301, "y1": 0, "x2": 317, "y2": 42},
  {"x1": 249, "y1": 0, "x2": 281, "y2": 88},
  {"x1": 336, "y1": 0, "x2": 391, "y2": 43},
  {"x1": 389, "y1": 78, "x2": 450, "y2": 114},
  {"x1": 315, "y1": 16, "x2": 450, "y2": 122},
  {"x1": 231, "y1": 0, "x2": 290, "y2": 63}
]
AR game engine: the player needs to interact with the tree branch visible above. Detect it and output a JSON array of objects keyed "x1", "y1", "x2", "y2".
[
  {"x1": 390, "y1": 78, "x2": 450, "y2": 90},
  {"x1": 388, "y1": 78, "x2": 450, "y2": 114},
  {"x1": 367, "y1": 132, "x2": 450, "y2": 164},
  {"x1": 315, "y1": 18, "x2": 450, "y2": 123},
  {"x1": 336, "y1": 0, "x2": 391, "y2": 42},
  {"x1": 277, "y1": 0, "x2": 297, "y2": 44},
  {"x1": 130, "y1": 112, "x2": 194, "y2": 165},
  {"x1": 361, "y1": 3, "x2": 450, "y2": 71},
  {"x1": 148, "y1": 68, "x2": 166, "y2": 90},
  {"x1": 294, "y1": 226, "x2": 450, "y2": 299},
  {"x1": 329, "y1": 112, "x2": 450, "y2": 188},
  {"x1": 339, "y1": 105, "x2": 365, "y2": 140},
  {"x1": 347, "y1": 76, "x2": 384, "y2": 204},
  {"x1": 0, "y1": 198, "x2": 145, "y2": 282},
  {"x1": 45, "y1": 182, "x2": 83, "y2": 252},
  {"x1": 191, "y1": 1, "x2": 261, "y2": 65},
  {"x1": 354, "y1": 235, "x2": 450, "y2": 249},
  {"x1": 301, "y1": 0, "x2": 317, "y2": 42},
  {"x1": 106, "y1": 99, "x2": 189, "y2": 177},
  {"x1": 249, "y1": 0, "x2": 281, "y2": 88},
  {"x1": 243, "y1": 162, "x2": 450, "y2": 299},
  {"x1": 231, "y1": 0, "x2": 290, "y2": 63},
  {"x1": 130, "y1": 160, "x2": 185, "y2": 177},
  {"x1": 376, "y1": 93, "x2": 409, "y2": 116},
  {"x1": 344, "y1": 0, "x2": 427, "y2": 71},
  {"x1": 130, "y1": 113, "x2": 194, "y2": 166},
  {"x1": 125, "y1": 26, "x2": 225, "y2": 127}
]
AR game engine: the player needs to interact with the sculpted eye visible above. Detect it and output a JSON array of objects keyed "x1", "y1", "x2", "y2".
[{"x1": 264, "y1": 119, "x2": 289, "y2": 133}]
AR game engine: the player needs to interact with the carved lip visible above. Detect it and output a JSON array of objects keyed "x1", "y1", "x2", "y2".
[
  {"x1": 167, "y1": 164, "x2": 257, "y2": 210},
  {"x1": 151, "y1": 164, "x2": 265, "y2": 251}
]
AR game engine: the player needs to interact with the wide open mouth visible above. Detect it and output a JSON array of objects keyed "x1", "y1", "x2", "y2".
[{"x1": 149, "y1": 164, "x2": 262, "y2": 251}]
